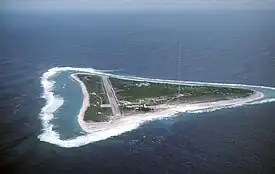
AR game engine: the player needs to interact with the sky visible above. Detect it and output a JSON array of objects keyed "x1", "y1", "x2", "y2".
[{"x1": 1, "y1": 0, "x2": 275, "y2": 11}]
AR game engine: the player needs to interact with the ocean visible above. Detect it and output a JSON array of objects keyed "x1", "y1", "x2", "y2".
[{"x1": 1, "y1": 10, "x2": 275, "y2": 173}]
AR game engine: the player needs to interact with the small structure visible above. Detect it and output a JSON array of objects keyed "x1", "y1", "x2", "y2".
[{"x1": 136, "y1": 103, "x2": 154, "y2": 112}]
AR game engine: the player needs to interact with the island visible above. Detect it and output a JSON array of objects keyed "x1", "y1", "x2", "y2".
[{"x1": 71, "y1": 73, "x2": 261, "y2": 126}]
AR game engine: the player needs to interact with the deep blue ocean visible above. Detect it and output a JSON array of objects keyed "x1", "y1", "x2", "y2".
[{"x1": 1, "y1": 10, "x2": 275, "y2": 174}]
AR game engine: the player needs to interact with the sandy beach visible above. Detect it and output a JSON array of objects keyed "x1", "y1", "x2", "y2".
[
  {"x1": 71, "y1": 73, "x2": 91, "y2": 131},
  {"x1": 71, "y1": 73, "x2": 265, "y2": 133}
]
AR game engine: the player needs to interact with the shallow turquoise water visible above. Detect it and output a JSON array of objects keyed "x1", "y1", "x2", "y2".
[
  {"x1": 39, "y1": 68, "x2": 275, "y2": 148},
  {"x1": 50, "y1": 71, "x2": 86, "y2": 139}
]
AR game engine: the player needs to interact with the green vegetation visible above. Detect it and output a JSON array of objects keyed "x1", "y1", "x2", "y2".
[
  {"x1": 75, "y1": 73, "x2": 255, "y2": 121},
  {"x1": 76, "y1": 74, "x2": 112, "y2": 122},
  {"x1": 109, "y1": 77, "x2": 254, "y2": 110}
]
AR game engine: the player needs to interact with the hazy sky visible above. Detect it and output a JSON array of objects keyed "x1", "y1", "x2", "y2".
[{"x1": 2, "y1": 0, "x2": 275, "y2": 11}]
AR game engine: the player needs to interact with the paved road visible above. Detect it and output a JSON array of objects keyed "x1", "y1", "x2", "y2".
[{"x1": 102, "y1": 76, "x2": 121, "y2": 117}]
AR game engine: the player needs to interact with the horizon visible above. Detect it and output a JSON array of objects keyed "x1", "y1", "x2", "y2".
[{"x1": 2, "y1": 0, "x2": 275, "y2": 12}]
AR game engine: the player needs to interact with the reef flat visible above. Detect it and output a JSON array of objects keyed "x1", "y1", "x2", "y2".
[{"x1": 40, "y1": 67, "x2": 275, "y2": 148}]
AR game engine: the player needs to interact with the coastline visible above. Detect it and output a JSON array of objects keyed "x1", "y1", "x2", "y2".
[
  {"x1": 71, "y1": 73, "x2": 265, "y2": 133},
  {"x1": 70, "y1": 73, "x2": 91, "y2": 132}
]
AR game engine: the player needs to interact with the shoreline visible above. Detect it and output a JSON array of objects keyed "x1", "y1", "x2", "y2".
[
  {"x1": 71, "y1": 73, "x2": 265, "y2": 133},
  {"x1": 70, "y1": 73, "x2": 91, "y2": 132}
]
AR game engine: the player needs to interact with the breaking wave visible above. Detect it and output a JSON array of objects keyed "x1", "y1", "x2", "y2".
[{"x1": 38, "y1": 67, "x2": 275, "y2": 148}]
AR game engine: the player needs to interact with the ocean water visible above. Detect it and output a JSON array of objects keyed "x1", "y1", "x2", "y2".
[{"x1": 1, "y1": 10, "x2": 275, "y2": 173}]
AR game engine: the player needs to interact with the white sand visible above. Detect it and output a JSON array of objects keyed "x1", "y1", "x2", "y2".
[
  {"x1": 71, "y1": 73, "x2": 264, "y2": 133},
  {"x1": 71, "y1": 73, "x2": 91, "y2": 131}
]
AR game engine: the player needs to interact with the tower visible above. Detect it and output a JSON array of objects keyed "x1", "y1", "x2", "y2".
[{"x1": 177, "y1": 41, "x2": 181, "y2": 96}]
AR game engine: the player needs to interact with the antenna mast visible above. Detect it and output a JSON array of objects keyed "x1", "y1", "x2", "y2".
[{"x1": 177, "y1": 41, "x2": 181, "y2": 96}]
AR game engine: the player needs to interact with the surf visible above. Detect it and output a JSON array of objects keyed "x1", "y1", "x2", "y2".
[{"x1": 38, "y1": 67, "x2": 275, "y2": 148}]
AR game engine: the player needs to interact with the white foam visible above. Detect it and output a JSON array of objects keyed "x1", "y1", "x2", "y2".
[
  {"x1": 39, "y1": 105, "x2": 183, "y2": 148},
  {"x1": 38, "y1": 67, "x2": 275, "y2": 148},
  {"x1": 249, "y1": 98, "x2": 275, "y2": 105},
  {"x1": 187, "y1": 104, "x2": 241, "y2": 114},
  {"x1": 187, "y1": 98, "x2": 275, "y2": 114}
]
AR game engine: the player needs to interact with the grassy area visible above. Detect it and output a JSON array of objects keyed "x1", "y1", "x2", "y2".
[
  {"x1": 75, "y1": 74, "x2": 255, "y2": 119},
  {"x1": 109, "y1": 77, "x2": 254, "y2": 108},
  {"x1": 76, "y1": 74, "x2": 112, "y2": 122}
]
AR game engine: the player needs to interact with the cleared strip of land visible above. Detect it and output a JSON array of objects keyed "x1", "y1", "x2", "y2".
[
  {"x1": 71, "y1": 73, "x2": 122, "y2": 122},
  {"x1": 102, "y1": 76, "x2": 121, "y2": 117}
]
